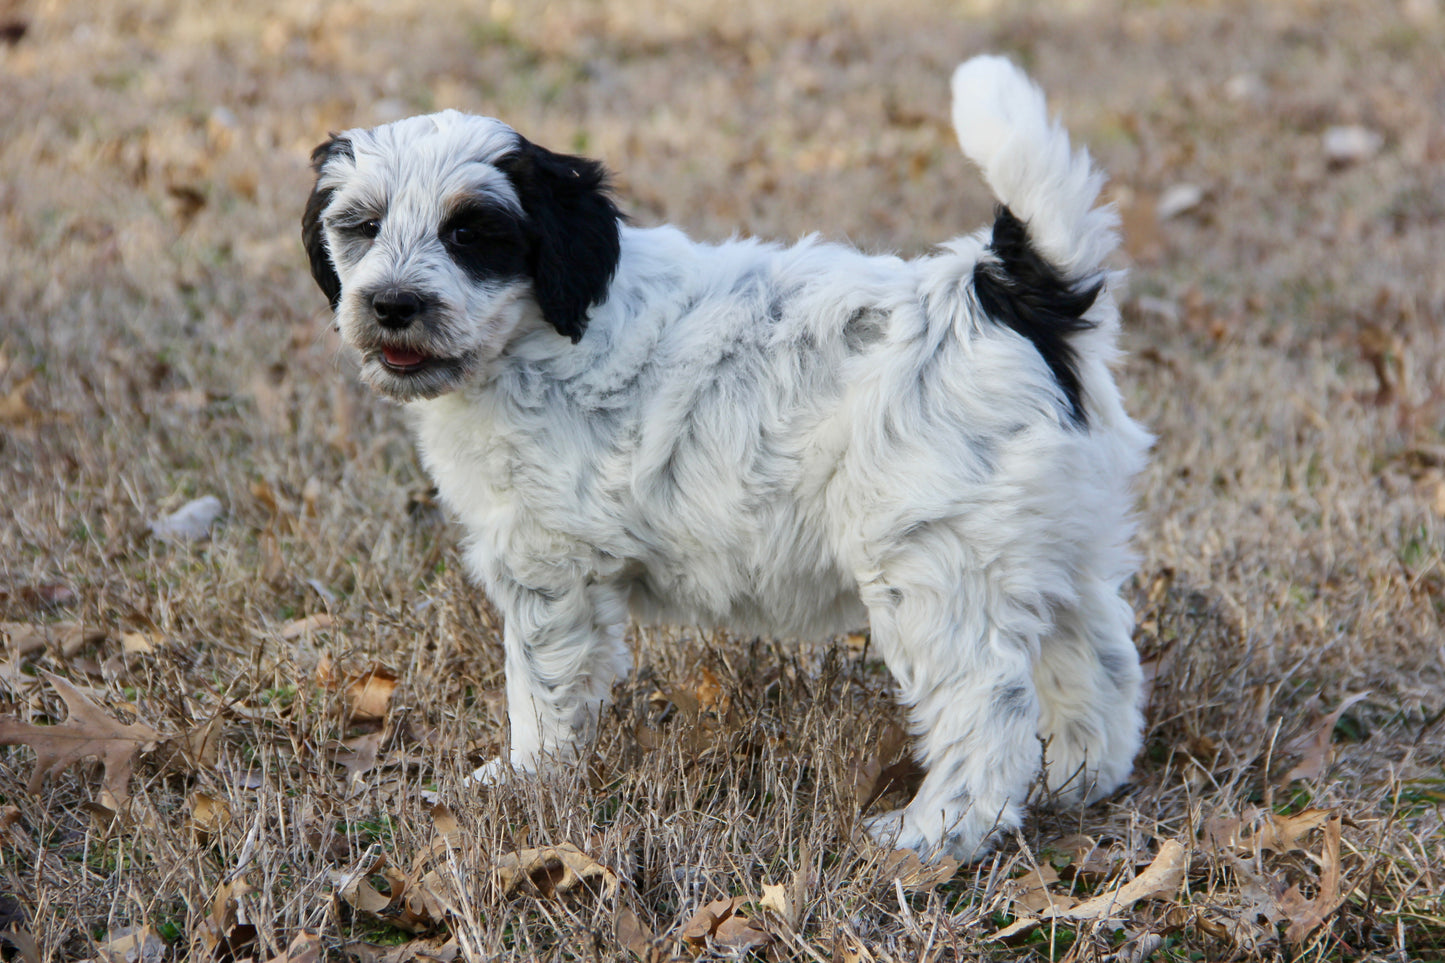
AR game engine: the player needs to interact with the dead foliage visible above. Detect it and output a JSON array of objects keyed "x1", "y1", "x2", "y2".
[
  {"x1": 0, "y1": 670, "x2": 161, "y2": 808},
  {"x1": 2, "y1": 0, "x2": 1444, "y2": 958}
]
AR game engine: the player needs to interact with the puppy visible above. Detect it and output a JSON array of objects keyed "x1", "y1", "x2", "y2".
[{"x1": 302, "y1": 56, "x2": 1150, "y2": 860}]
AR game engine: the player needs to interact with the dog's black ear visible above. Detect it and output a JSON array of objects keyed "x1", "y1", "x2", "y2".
[
  {"x1": 302, "y1": 136, "x2": 352, "y2": 311},
  {"x1": 500, "y1": 137, "x2": 622, "y2": 342}
]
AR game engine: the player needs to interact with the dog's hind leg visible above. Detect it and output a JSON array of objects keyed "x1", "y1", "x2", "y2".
[
  {"x1": 1032, "y1": 576, "x2": 1142, "y2": 807},
  {"x1": 857, "y1": 552, "x2": 1048, "y2": 862}
]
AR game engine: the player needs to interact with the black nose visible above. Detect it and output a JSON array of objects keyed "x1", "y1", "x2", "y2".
[{"x1": 371, "y1": 289, "x2": 425, "y2": 329}]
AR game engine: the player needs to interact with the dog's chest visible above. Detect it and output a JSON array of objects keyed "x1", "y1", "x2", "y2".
[{"x1": 409, "y1": 392, "x2": 531, "y2": 552}]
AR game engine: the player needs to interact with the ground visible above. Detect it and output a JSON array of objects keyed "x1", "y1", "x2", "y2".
[{"x1": 0, "y1": 0, "x2": 1442, "y2": 960}]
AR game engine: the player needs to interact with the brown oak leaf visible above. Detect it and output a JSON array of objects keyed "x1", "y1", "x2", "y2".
[
  {"x1": 879, "y1": 847, "x2": 960, "y2": 894},
  {"x1": 494, "y1": 843, "x2": 619, "y2": 899},
  {"x1": 335, "y1": 845, "x2": 454, "y2": 934},
  {"x1": 0, "y1": 671, "x2": 160, "y2": 806},
  {"x1": 680, "y1": 895, "x2": 773, "y2": 953},
  {"x1": 1280, "y1": 813, "x2": 1346, "y2": 943},
  {"x1": 344, "y1": 664, "x2": 398, "y2": 722},
  {"x1": 992, "y1": 839, "x2": 1187, "y2": 942},
  {"x1": 263, "y1": 931, "x2": 321, "y2": 963}
]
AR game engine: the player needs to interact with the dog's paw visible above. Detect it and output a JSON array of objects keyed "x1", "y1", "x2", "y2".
[
  {"x1": 467, "y1": 757, "x2": 515, "y2": 786},
  {"x1": 862, "y1": 808, "x2": 918, "y2": 851},
  {"x1": 467, "y1": 747, "x2": 556, "y2": 786},
  {"x1": 863, "y1": 801, "x2": 1010, "y2": 863}
]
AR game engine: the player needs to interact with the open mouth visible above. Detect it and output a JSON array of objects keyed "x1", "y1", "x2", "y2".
[
  {"x1": 362, "y1": 344, "x2": 475, "y2": 401},
  {"x1": 380, "y1": 345, "x2": 433, "y2": 372}
]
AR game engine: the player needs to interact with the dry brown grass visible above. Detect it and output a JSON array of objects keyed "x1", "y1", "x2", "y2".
[{"x1": 2, "y1": 0, "x2": 1443, "y2": 959}]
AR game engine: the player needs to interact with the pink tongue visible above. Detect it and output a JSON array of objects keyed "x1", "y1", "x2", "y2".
[{"x1": 383, "y1": 346, "x2": 426, "y2": 367}]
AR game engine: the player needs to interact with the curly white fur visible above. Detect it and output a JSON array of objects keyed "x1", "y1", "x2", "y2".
[{"x1": 304, "y1": 55, "x2": 1151, "y2": 860}]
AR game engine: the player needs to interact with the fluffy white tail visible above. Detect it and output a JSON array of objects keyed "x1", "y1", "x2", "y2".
[{"x1": 951, "y1": 56, "x2": 1117, "y2": 279}]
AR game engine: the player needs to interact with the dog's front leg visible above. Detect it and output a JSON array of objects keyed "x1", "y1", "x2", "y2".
[{"x1": 469, "y1": 574, "x2": 632, "y2": 783}]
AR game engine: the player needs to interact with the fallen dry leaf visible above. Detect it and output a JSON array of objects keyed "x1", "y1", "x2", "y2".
[
  {"x1": 280, "y1": 614, "x2": 334, "y2": 640},
  {"x1": 315, "y1": 653, "x2": 338, "y2": 687},
  {"x1": 250, "y1": 478, "x2": 286, "y2": 525},
  {"x1": 1002, "y1": 863, "x2": 1076, "y2": 917},
  {"x1": 342, "y1": 938, "x2": 460, "y2": 963},
  {"x1": 345, "y1": 664, "x2": 399, "y2": 722},
  {"x1": 93, "y1": 925, "x2": 165, "y2": 963},
  {"x1": 0, "y1": 928, "x2": 40, "y2": 963},
  {"x1": 0, "y1": 671, "x2": 161, "y2": 806},
  {"x1": 1, "y1": 622, "x2": 47, "y2": 655},
  {"x1": 363, "y1": 862, "x2": 451, "y2": 933},
  {"x1": 760, "y1": 883, "x2": 797, "y2": 931},
  {"x1": 851, "y1": 722, "x2": 918, "y2": 809},
  {"x1": 198, "y1": 878, "x2": 259, "y2": 961},
  {"x1": 336, "y1": 840, "x2": 458, "y2": 935},
  {"x1": 495, "y1": 843, "x2": 618, "y2": 899},
  {"x1": 1214, "y1": 813, "x2": 1347, "y2": 947},
  {"x1": 0, "y1": 373, "x2": 39, "y2": 427},
  {"x1": 181, "y1": 716, "x2": 224, "y2": 769},
  {"x1": 336, "y1": 847, "x2": 395, "y2": 919},
  {"x1": 712, "y1": 910, "x2": 773, "y2": 952},
  {"x1": 57, "y1": 622, "x2": 107, "y2": 657},
  {"x1": 1201, "y1": 813, "x2": 1247, "y2": 853},
  {"x1": 1259, "y1": 807, "x2": 1335, "y2": 855},
  {"x1": 335, "y1": 730, "x2": 384, "y2": 786},
  {"x1": 992, "y1": 839, "x2": 1187, "y2": 941},
  {"x1": 878, "y1": 847, "x2": 959, "y2": 893},
  {"x1": 429, "y1": 803, "x2": 462, "y2": 842},
  {"x1": 190, "y1": 791, "x2": 232, "y2": 837},
  {"x1": 616, "y1": 906, "x2": 659, "y2": 962},
  {"x1": 759, "y1": 838, "x2": 810, "y2": 931},
  {"x1": 1280, "y1": 813, "x2": 1345, "y2": 943},
  {"x1": 2, "y1": 620, "x2": 106, "y2": 658},
  {"x1": 120, "y1": 631, "x2": 158, "y2": 654},
  {"x1": 691, "y1": 665, "x2": 729, "y2": 715},
  {"x1": 337, "y1": 853, "x2": 445, "y2": 934},
  {"x1": 679, "y1": 895, "x2": 773, "y2": 953},
  {"x1": 263, "y1": 931, "x2": 321, "y2": 963},
  {"x1": 390, "y1": 866, "x2": 453, "y2": 933},
  {"x1": 1282, "y1": 692, "x2": 1370, "y2": 783},
  {"x1": 1359, "y1": 326, "x2": 1405, "y2": 406},
  {"x1": 1048, "y1": 833, "x2": 1115, "y2": 881},
  {"x1": 166, "y1": 182, "x2": 207, "y2": 225}
]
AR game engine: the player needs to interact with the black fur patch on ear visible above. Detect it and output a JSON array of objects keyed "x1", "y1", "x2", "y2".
[
  {"x1": 973, "y1": 205, "x2": 1099, "y2": 427},
  {"x1": 500, "y1": 137, "x2": 623, "y2": 343},
  {"x1": 302, "y1": 136, "x2": 352, "y2": 310}
]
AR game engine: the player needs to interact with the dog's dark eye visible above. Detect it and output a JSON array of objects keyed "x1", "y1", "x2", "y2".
[
  {"x1": 446, "y1": 225, "x2": 481, "y2": 247},
  {"x1": 357, "y1": 219, "x2": 381, "y2": 239}
]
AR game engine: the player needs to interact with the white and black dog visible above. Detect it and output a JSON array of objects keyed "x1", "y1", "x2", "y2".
[{"x1": 303, "y1": 56, "x2": 1150, "y2": 860}]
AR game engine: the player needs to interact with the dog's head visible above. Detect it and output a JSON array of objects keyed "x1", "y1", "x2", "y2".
[{"x1": 303, "y1": 111, "x2": 622, "y2": 400}]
